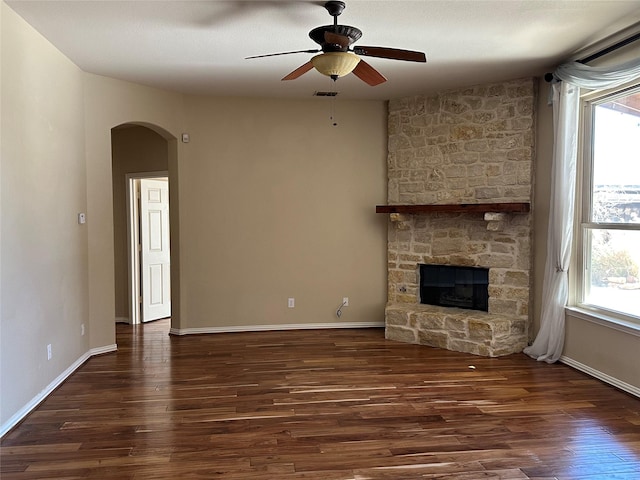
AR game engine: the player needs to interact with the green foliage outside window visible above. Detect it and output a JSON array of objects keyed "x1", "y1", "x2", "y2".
[{"x1": 591, "y1": 233, "x2": 639, "y2": 286}]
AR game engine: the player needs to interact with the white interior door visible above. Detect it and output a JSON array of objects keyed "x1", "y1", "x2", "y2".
[{"x1": 140, "y1": 178, "x2": 171, "y2": 322}]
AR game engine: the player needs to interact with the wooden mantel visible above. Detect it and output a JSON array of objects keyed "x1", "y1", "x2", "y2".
[{"x1": 376, "y1": 203, "x2": 530, "y2": 214}]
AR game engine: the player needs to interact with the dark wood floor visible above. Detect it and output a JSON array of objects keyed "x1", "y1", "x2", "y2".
[{"x1": 2, "y1": 319, "x2": 639, "y2": 479}]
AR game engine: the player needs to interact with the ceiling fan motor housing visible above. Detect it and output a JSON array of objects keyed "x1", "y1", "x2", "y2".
[{"x1": 309, "y1": 25, "x2": 363, "y2": 51}]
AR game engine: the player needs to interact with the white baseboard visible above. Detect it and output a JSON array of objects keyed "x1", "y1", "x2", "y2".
[
  {"x1": 115, "y1": 316, "x2": 130, "y2": 324},
  {"x1": 169, "y1": 321, "x2": 384, "y2": 336},
  {"x1": 0, "y1": 344, "x2": 118, "y2": 438},
  {"x1": 89, "y1": 344, "x2": 118, "y2": 356},
  {"x1": 560, "y1": 355, "x2": 640, "y2": 398}
]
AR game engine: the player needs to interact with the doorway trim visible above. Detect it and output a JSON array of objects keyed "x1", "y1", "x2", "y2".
[{"x1": 126, "y1": 170, "x2": 169, "y2": 325}]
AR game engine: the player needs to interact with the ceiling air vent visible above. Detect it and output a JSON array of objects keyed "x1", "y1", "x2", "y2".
[{"x1": 313, "y1": 91, "x2": 339, "y2": 97}]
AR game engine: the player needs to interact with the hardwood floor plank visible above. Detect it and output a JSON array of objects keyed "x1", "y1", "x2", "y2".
[{"x1": 2, "y1": 319, "x2": 639, "y2": 479}]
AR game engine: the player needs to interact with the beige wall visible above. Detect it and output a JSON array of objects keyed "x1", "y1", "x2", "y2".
[
  {"x1": 531, "y1": 78, "x2": 553, "y2": 334},
  {"x1": 106, "y1": 98, "x2": 390, "y2": 332},
  {"x1": 179, "y1": 95, "x2": 388, "y2": 329},
  {"x1": 111, "y1": 126, "x2": 169, "y2": 319},
  {"x1": 564, "y1": 313, "x2": 640, "y2": 387},
  {"x1": 83, "y1": 73, "x2": 185, "y2": 350},
  {"x1": 1, "y1": 3, "x2": 88, "y2": 426},
  {"x1": 85, "y1": 79, "x2": 388, "y2": 337}
]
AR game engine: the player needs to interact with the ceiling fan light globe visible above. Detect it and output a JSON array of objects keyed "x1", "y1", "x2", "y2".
[{"x1": 311, "y1": 52, "x2": 361, "y2": 78}]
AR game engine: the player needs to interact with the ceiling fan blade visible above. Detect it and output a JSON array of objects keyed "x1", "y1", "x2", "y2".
[
  {"x1": 246, "y1": 49, "x2": 319, "y2": 59},
  {"x1": 352, "y1": 60, "x2": 386, "y2": 86},
  {"x1": 282, "y1": 61, "x2": 314, "y2": 81},
  {"x1": 352, "y1": 46, "x2": 426, "y2": 62},
  {"x1": 324, "y1": 31, "x2": 351, "y2": 48}
]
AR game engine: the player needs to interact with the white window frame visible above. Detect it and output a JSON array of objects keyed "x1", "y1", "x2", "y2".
[{"x1": 573, "y1": 82, "x2": 640, "y2": 331}]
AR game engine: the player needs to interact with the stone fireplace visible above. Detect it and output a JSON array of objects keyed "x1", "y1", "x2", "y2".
[{"x1": 382, "y1": 78, "x2": 535, "y2": 357}]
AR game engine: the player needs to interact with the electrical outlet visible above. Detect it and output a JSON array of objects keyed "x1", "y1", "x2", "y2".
[
  {"x1": 81, "y1": 323, "x2": 85, "y2": 336},
  {"x1": 343, "y1": 297, "x2": 349, "y2": 307},
  {"x1": 47, "y1": 344, "x2": 52, "y2": 360},
  {"x1": 288, "y1": 298, "x2": 295, "y2": 308}
]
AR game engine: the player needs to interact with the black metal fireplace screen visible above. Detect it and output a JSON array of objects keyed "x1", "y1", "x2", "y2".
[{"x1": 419, "y1": 264, "x2": 489, "y2": 312}]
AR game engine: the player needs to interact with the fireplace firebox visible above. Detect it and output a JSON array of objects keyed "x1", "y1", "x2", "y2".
[{"x1": 420, "y1": 264, "x2": 489, "y2": 312}]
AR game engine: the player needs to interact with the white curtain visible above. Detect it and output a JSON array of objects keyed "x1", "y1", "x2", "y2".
[
  {"x1": 554, "y1": 57, "x2": 640, "y2": 88},
  {"x1": 524, "y1": 57, "x2": 640, "y2": 363}
]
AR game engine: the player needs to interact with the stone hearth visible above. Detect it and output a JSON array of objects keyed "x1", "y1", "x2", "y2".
[{"x1": 383, "y1": 78, "x2": 535, "y2": 357}]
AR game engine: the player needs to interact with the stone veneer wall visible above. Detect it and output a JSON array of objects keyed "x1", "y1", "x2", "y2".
[{"x1": 384, "y1": 78, "x2": 536, "y2": 357}]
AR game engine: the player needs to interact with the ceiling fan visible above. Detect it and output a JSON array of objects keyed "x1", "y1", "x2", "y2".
[{"x1": 246, "y1": 0, "x2": 426, "y2": 86}]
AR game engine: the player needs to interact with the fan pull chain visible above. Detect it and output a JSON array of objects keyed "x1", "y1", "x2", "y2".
[
  {"x1": 329, "y1": 76, "x2": 338, "y2": 127},
  {"x1": 330, "y1": 96, "x2": 337, "y2": 127}
]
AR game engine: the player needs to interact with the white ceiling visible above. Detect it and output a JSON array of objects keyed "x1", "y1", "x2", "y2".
[{"x1": 7, "y1": 0, "x2": 640, "y2": 101}]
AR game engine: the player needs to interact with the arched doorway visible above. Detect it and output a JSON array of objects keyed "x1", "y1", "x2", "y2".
[{"x1": 111, "y1": 123, "x2": 177, "y2": 325}]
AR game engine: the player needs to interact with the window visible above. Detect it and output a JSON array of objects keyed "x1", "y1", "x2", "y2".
[{"x1": 578, "y1": 85, "x2": 640, "y2": 322}]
